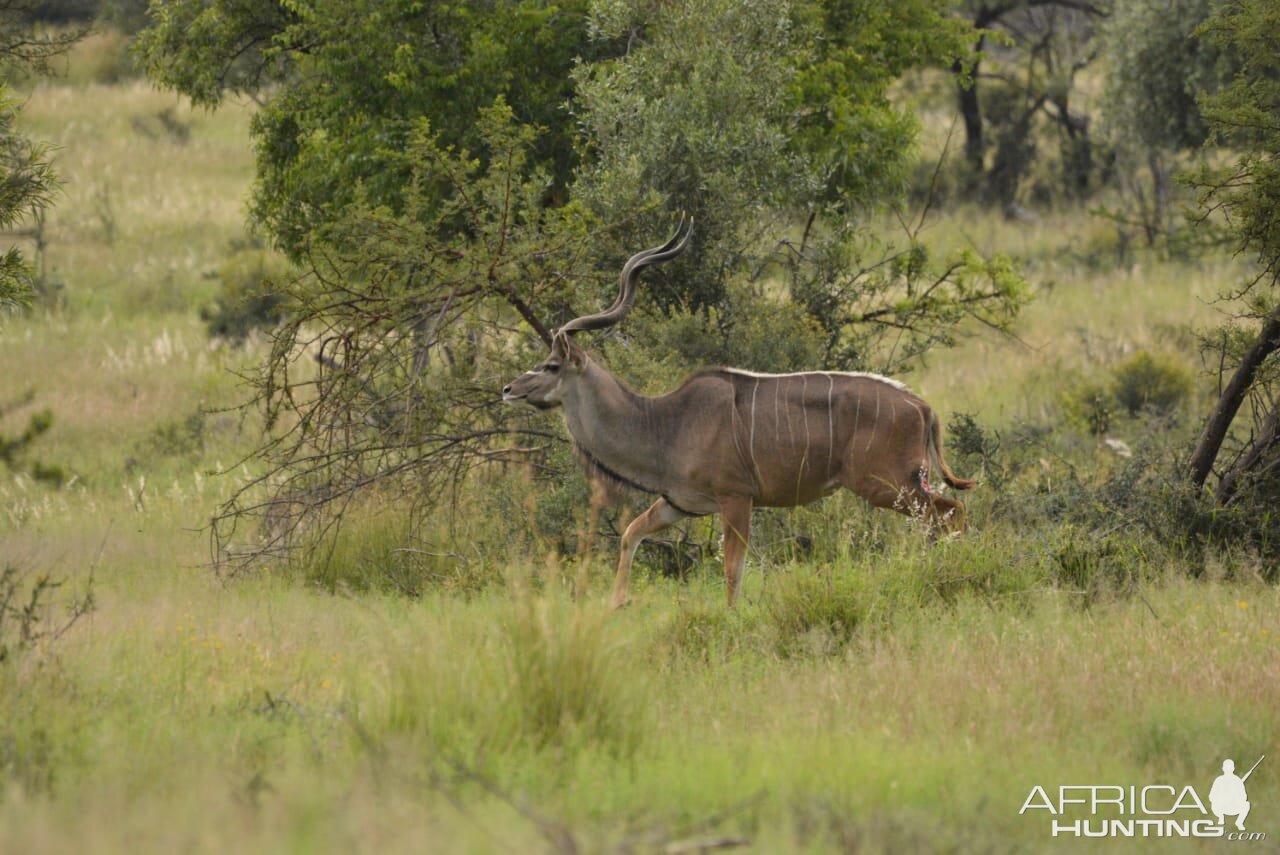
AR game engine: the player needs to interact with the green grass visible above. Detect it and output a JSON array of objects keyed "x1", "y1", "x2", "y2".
[
  {"x1": 2, "y1": 568, "x2": 1275, "y2": 853},
  {"x1": 1, "y1": 39, "x2": 1277, "y2": 855}
]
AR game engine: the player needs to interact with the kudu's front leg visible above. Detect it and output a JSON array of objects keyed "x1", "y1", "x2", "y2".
[
  {"x1": 611, "y1": 498, "x2": 684, "y2": 610},
  {"x1": 717, "y1": 495, "x2": 753, "y2": 607}
]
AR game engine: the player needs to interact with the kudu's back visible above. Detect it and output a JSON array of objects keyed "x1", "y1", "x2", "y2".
[{"x1": 690, "y1": 368, "x2": 964, "y2": 511}]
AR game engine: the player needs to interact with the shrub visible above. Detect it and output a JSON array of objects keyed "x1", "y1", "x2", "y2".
[
  {"x1": 0, "y1": 393, "x2": 66, "y2": 486},
  {"x1": 1110, "y1": 350, "x2": 1193, "y2": 417},
  {"x1": 1059, "y1": 351, "x2": 1194, "y2": 437},
  {"x1": 0, "y1": 560, "x2": 94, "y2": 665},
  {"x1": 657, "y1": 600, "x2": 758, "y2": 663},
  {"x1": 1061, "y1": 379, "x2": 1114, "y2": 437},
  {"x1": 201, "y1": 241, "x2": 292, "y2": 343},
  {"x1": 62, "y1": 29, "x2": 138, "y2": 85}
]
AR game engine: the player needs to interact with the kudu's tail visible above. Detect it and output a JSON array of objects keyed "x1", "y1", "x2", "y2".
[{"x1": 927, "y1": 411, "x2": 976, "y2": 491}]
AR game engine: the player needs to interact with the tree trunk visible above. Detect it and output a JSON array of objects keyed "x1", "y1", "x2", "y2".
[
  {"x1": 1215, "y1": 403, "x2": 1280, "y2": 505},
  {"x1": 953, "y1": 56, "x2": 984, "y2": 177},
  {"x1": 1188, "y1": 306, "x2": 1280, "y2": 491},
  {"x1": 1147, "y1": 151, "x2": 1170, "y2": 244}
]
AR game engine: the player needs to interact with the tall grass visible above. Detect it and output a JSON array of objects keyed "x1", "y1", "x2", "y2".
[{"x1": 379, "y1": 574, "x2": 647, "y2": 765}]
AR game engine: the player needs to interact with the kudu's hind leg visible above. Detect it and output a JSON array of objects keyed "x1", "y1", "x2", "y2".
[
  {"x1": 717, "y1": 495, "x2": 753, "y2": 607},
  {"x1": 612, "y1": 498, "x2": 684, "y2": 610}
]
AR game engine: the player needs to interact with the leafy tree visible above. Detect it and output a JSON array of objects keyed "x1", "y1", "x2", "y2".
[
  {"x1": 210, "y1": 104, "x2": 599, "y2": 567},
  {"x1": 574, "y1": 0, "x2": 1024, "y2": 372},
  {"x1": 1099, "y1": 0, "x2": 1231, "y2": 245},
  {"x1": 1185, "y1": 0, "x2": 1280, "y2": 536},
  {"x1": 0, "y1": 0, "x2": 78, "y2": 312},
  {"x1": 948, "y1": 0, "x2": 1107, "y2": 205},
  {"x1": 574, "y1": 0, "x2": 973, "y2": 307},
  {"x1": 0, "y1": 90, "x2": 54, "y2": 310},
  {"x1": 139, "y1": 0, "x2": 607, "y2": 257}
]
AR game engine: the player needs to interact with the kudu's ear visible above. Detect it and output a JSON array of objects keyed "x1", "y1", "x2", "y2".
[
  {"x1": 564, "y1": 336, "x2": 587, "y2": 368},
  {"x1": 550, "y1": 330, "x2": 585, "y2": 368}
]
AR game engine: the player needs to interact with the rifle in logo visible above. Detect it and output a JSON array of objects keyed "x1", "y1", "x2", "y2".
[{"x1": 1211, "y1": 755, "x2": 1263, "y2": 831}]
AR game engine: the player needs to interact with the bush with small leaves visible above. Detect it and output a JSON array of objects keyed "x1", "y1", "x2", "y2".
[
  {"x1": 1111, "y1": 351, "x2": 1194, "y2": 417},
  {"x1": 201, "y1": 242, "x2": 292, "y2": 343}
]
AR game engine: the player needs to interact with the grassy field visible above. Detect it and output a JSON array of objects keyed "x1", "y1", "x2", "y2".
[{"x1": 2, "y1": 48, "x2": 1278, "y2": 854}]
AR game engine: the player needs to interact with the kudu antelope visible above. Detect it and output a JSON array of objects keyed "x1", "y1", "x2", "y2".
[{"x1": 502, "y1": 216, "x2": 974, "y2": 607}]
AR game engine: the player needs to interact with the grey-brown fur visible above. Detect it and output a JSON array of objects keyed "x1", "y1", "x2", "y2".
[{"x1": 502, "y1": 217, "x2": 973, "y2": 607}]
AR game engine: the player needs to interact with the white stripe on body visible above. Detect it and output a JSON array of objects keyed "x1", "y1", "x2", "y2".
[
  {"x1": 865, "y1": 386, "x2": 881, "y2": 452},
  {"x1": 721, "y1": 367, "x2": 909, "y2": 393},
  {"x1": 825, "y1": 372, "x2": 835, "y2": 473}
]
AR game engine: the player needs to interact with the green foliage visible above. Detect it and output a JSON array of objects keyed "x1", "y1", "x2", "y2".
[
  {"x1": 200, "y1": 240, "x2": 292, "y2": 343},
  {"x1": 949, "y1": 1, "x2": 1106, "y2": 205},
  {"x1": 622, "y1": 282, "x2": 829, "y2": 374},
  {"x1": 574, "y1": 0, "x2": 969, "y2": 311},
  {"x1": 0, "y1": 391, "x2": 66, "y2": 485},
  {"x1": 139, "y1": 0, "x2": 602, "y2": 257},
  {"x1": 135, "y1": 0, "x2": 297, "y2": 107},
  {"x1": 1061, "y1": 351, "x2": 1194, "y2": 436},
  {"x1": 1097, "y1": 0, "x2": 1233, "y2": 247},
  {"x1": 211, "y1": 102, "x2": 598, "y2": 568},
  {"x1": 1051, "y1": 534, "x2": 1145, "y2": 609},
  {"x1": 665, "y1": 534, "x2": 1051, "y2": 660},
  {"x1": 1101, "y1": 0, "x2": 1227, "y2": 154},
  {"x1": 573, "y1": 0, "x2": 812, "y2": 310},
  {"x1": 1175, "y1": 1, "x2": 1280, "y2": 561},
  {"x1": 500, "y1": 589, "x2": 644, "y2": 755},
  {"x1": 1192, "y1": 0, "x2": 1280, "y2": 282},
  {"x1": 100, "y1": 0, "x2": 152, "y2": 32},
  {"x1": 285, "y1": 506, "x2": 501, "y2": 597},
  {"x1": 656, "y1": 600, "x2": 753, "y2": 663},
  {"x1": 606, "y1": 222, "x2": 1029, "y2": 377},
  {"x1": 785, "y1": 229, "x2": 1029, "y2": 373},
  {"x1": 27, "y1": 0, "x2": 99, "y2": 23},
  {"x1": 0, "y1": 559, "x2": 94, "y2": 666},
  {"x1": 0, "y1": 2, "x2": 83, "y2": 312},
  {"x1": 1110, "y1": 351, "x2": 1194, "y2": 417},
  {"x1": 63, "y1": 29, "x2": 140, "y2": 85},
  {"x1": 143, "y1": 0, "x2": 1023, "y2": 564},
  {"x1": 950, "y1": 387, "x2": 1280, "y2": 579},
  {"x1": 946, "y1": 411, "x2": 1008, "y2": 489},
  {"x1": 11, "y1": 39, "x2": 1280, "y2": 854},
  {"x1": 766, "y1": 566, "x2": 870, "y2": 658},
  {"x1": 0, "y1": 88, "x2": 57, "y2": 312},
  {"x1": 788, "y1": 0, "x2": 971, "y2": 203},
  {"x1": 1061, "y1": 378, "x2": 1113, "y2": 437}
]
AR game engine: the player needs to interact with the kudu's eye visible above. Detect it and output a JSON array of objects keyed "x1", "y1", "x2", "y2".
[{"x1": 545, "y1": 363, "x2": 561, "y2": 374}]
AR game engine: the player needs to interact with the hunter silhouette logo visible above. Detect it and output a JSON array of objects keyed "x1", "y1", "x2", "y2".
[
  {"x1": 1020, "y1": 754, "x2": 1267, "y2": 840},
  {"x1": 1211, "y1": 756, "x2": 1263, "y2": 831}
]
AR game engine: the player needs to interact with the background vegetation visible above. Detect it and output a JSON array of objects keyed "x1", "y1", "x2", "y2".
[{"x1": 1, "y1": 1, "x2": 1278, "y2": 852}]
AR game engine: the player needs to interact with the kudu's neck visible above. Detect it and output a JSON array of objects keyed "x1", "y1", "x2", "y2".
[{"x1": 561, "y1": 359, "x2": 667, "y2": 484}]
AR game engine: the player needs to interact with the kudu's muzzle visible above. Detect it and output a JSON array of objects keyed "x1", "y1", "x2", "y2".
[{"x1": 501, "y1": 371, "x2": 556, "y2": 409}]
